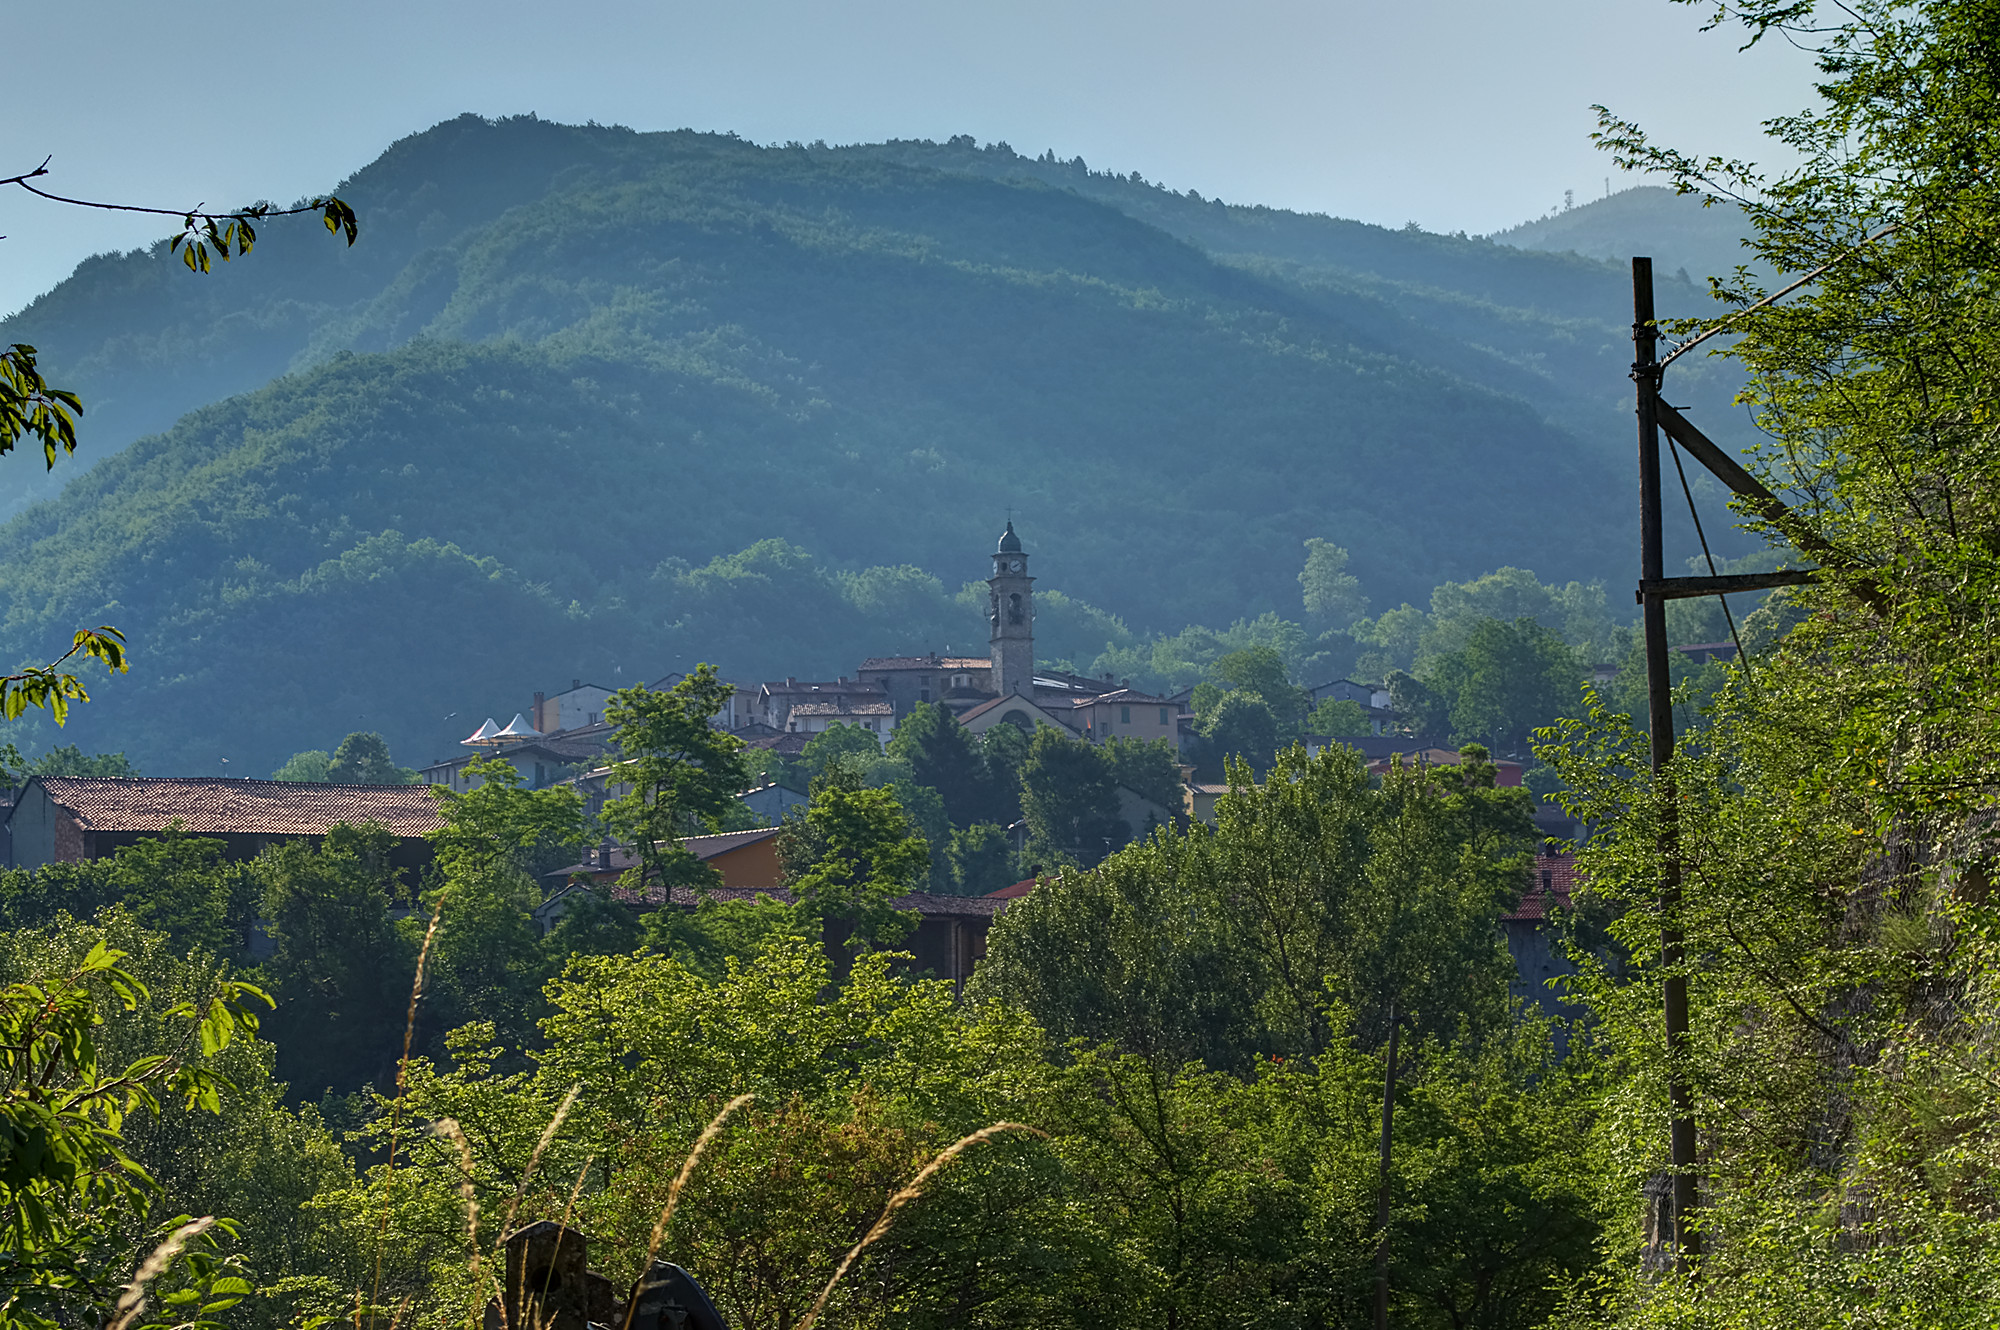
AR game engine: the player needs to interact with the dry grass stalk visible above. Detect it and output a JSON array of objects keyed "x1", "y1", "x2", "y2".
[
  {"x1": 618, "y1": 1094, "x2": 755, "y2": 1330},
  {"x1": 435, "y1": 1119, "x2": 481, "y2": 1262},
  {"x1": 371, "y1": 902, "x2": 446, "y2": 1328},
  {"x1": 109, "y1": 1216, "x2": 217, "y2": 1330},
  {"x1": 796, "y1": 1123, "x2": 1044, "y2": 1330}
]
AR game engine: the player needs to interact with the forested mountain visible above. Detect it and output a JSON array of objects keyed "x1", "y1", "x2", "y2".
[
  {"x1": 0, "y1": 115, "x2": 1746, "y2": 773},
  {"x1": 1491, "y1": 184, "x2": 1760, "y2": 288}
]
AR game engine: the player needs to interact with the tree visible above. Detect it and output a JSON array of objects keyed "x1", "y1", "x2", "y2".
[
  {"x1": 944, "y1": 823, "x2": 1017, "y2": 896},
  {"x1": 1300, "y1": 537, "x2": 1368, "y2": 627},
  {"x1": 325, "y1": 731, "x2": 413, "y2": 784},
  {"x1": 886, "y1": 702, "x2": 995, "y2": 826},
  {"x1": 1018, "y1": 728, "x2": 1126, "y2": 868},
  {"x1": 1308, "y1": 697, "x2": 1373, "y2": 737},
  {"x1": 600, "y1": 666, "x2": 749, "y2": 898},
  {"x1": 1209, "y1": 645, "x2": 1308, "y2": 720},
  {"x1": 975, "y1": 721, "x2": 1030, "y2": 825},
  {"x1": 0, "y1": 925, "x2": 269, "y2": 1325},
  {"x1": 22, "y1": 745, "x2": 138, "y2": 778},
  {"x1": 1384, "y1": 669, "x2": 1447, "y2": 738},
  {"x1": 778, "y1": 766, "x2": 926, "y2": 950},
  {"x1": 270, "y1": 749, "x2": 332, "y2": 782},
  {"x1": 1193, "y1": 692, "x2": 1280, "y2": 780},
  {"x1": 258, "y1": 824, "x2": 417, "y2": 1098},
  {"x1": 1422, "y1": 616, "x2": 1580, "y2": 756},
  {"x1": 1101, "y1": 736, "x2": 1184, "y2": 816},
  {"x1": 797, "y1": 722, "x2": 887, "y2": 783}
]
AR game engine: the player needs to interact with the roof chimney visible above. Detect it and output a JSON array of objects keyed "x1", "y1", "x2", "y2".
[
  {"x1": 573, "y1": 678, "x2": 581, "y2": 690},
  {"x1": 837, "y1": 675, "x2": 846, "y2": 685},
  {"x1": 786, "y1": 676, "x2": 796, "y2": 688}
]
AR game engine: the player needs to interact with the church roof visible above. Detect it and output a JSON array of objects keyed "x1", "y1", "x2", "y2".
[{"x1": 996, "y1": 520, "x2": 1023, "y2": 554}]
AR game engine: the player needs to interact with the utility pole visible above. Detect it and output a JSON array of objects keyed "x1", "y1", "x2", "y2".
[{"x1": 1632, "y1": 258, "x2": 1700, "y2": 1267}]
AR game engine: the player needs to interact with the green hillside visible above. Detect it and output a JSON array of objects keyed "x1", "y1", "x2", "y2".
[
  {"x1": 0, "y1": 116, "x2": 1739, "y2": 773},
  {"x1": 1490, "y1": 184, "x2": 1761, "y2": 288}
]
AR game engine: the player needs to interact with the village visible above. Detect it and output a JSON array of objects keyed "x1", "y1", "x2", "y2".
[{"x1": 0, "y1": 521, "x2": 1578, "y2": 1015}]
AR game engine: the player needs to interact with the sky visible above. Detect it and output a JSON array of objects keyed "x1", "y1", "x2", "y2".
[{"x1": 1, "y1": 0, "x2": 1817, "y2": 317}]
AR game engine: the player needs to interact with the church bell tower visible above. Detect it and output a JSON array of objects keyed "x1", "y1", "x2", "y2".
[{"x1": 988, "y1": 520, "x2": 1034, "y2": 697}]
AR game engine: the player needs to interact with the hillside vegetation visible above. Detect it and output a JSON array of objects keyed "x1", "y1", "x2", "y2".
[{"x1": 0, "y1": 117, "x2": 1742, "y2": 772}]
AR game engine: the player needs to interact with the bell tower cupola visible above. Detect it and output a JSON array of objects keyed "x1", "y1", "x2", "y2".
[{"x1": 988, "y1": 520, "x2": 1034, "y2": 697}]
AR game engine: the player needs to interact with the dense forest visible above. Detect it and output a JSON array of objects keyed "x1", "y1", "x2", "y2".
[{"x1": 0, "y1": 112, "x2": 1762, "y2": 774}]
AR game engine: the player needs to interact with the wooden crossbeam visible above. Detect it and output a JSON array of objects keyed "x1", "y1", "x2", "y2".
[{"x1": 1637, "y1": 569, "x2": 1816, "y2": 603}]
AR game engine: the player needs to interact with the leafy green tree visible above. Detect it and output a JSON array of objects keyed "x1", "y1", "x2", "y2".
[
  {"x1": 1209, "y1": 645, "x2": 1308, "y2": 720},
  {"x1": 1102, "y1": 736, "x2": 1184, "y2": 816},
  {"x1": 103, "y1": 831, "x2": 258, "y2": 961},
  {"x1": 797, "y1": 722, "x2": 885, "y2": 783},
  {"x1": 1384, "y1": 668, "x2": 1448, "y2": 738},
  {"x1": 1422, "y1": 616, "x2": 1580, "y2": 756},
  {"x1": 424, "y1": 757, "x2": 587, "y2": 1050},
  {"x1": 886, "y1": 702, "x2": 995, "y2": 826},
  {"x1": 601, "y1": 665, "x2": 749, "y2": 897},
  {"x1": 258, "y1": 825, "x2": 417, "y2": 1098},
  {"x1": 1192, "y1": 692, "x2": 1280, "y2": 780},
  {"x1": 1308, "y1": 696, "x2": 1373, "y2": 736},
  {"x1": 270, "y1": 749, "x2": 332, "y2": 782},
  {"x1": 1300, "y1": 536, "x2": 1368, "y2": 627},
  {"x1": 1019, "y1": 728, "x2": 1126, "y2": 867},
  {"x1": 24, "y1": 744, "x2": 138, "y2": 778},
  {"x1": 0, "y1": 924, "x2": 269, "y2": 1325},
  {"x1": 778, "y1": 766, "x2": 926, "y2": 950},
  {"x1": 975, "y1": 721, "x2": 1030, "y2": 825},
  {"x1": 944, "y1": 823, "x2": 1017, "y2": 896},
  {"x1": 324, "y1": 731, "x2": 413, "y2": 784}
]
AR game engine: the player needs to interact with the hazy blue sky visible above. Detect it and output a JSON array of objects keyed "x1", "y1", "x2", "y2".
[{"x1": 2, "y1": 0, "x2": 1814, "y2": 316}]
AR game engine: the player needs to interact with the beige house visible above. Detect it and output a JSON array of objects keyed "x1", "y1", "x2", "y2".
[{"x1": 1070, "y1": 688, "x2": 1183, "y2": 750}]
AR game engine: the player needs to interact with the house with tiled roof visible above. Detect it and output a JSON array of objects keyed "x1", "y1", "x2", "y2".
[
  {"x1": 856, "y1": 655, "x2": 995, "y2": 721},
  {"x1": 1506, "y1": 850, "x2": 1581, "y2": 1019},
  {"x1": 755, "y1": 677, "x2": 890, "y2": 733},
  {"x1": 5, "y1": 776, "x2": 443, "y2": 881},
  {"x1": 546, "y1": 826, "x2": 785, "y2": 891},
  {"x1": 786, "y1": 696, "x2": 895, "y2": 745}
]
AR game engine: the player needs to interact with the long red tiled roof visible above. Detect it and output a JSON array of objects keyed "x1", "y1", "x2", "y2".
[{"x1": 30, "y1": 776, "x2": 446, "y2": 838}]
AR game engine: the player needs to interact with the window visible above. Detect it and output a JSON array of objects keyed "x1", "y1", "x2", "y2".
[
  {"x1": 1160, "y1": 707, "x2": 1170, "y2": 725},
  {"x1": 1121, "y1": 706, "x2": 1131, "y2": 725}
]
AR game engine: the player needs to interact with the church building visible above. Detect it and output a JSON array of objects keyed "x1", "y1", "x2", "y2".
[{"x1": 860, "y1": 520, "x2": 1046, "y2": 722}]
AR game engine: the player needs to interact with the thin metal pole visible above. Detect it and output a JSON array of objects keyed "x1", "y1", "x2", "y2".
[
  {"x1": 1373, "y1": 1004, "x2": 1400, "y2": 1330},
  {"x1": 1633, "y1": 257, "x2": 1699, "y2": 1267}
]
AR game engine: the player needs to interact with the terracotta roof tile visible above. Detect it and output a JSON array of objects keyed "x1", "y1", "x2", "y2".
[
  {"x1": 29, "y1": 777, "x2": 445, "y2": 838},
  {"x1": 1505, "y1": 854, "x2": 1577, "y2": 922}
]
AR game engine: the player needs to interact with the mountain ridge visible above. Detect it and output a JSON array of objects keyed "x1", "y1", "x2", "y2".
[{"x1": 0, "y1": 115, "x2": 1748, "y2": 773}]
